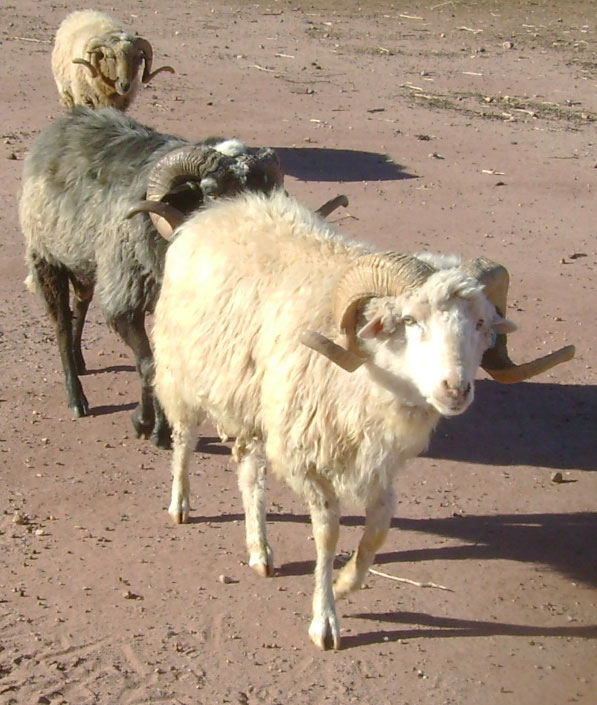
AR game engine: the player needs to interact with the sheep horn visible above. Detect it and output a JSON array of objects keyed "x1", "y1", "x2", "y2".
[
  {"x1": 141, "y1": 145, "x2": 245, "y2": 238},
  {"x1": 300, "y1": 331, "x2": 365, "y2": 373},
  {"x1": 134, "y1": 37, "x2": 175, "y2": 83},
  {"x1": 72, "y1": 36, "x2": 107, "y2": 77},
  {"x1": 463, "y1": 257, "x2": 576, "y2": 383},
  {"x1": 334, "y1": 253, "x2": 436, "y2": 356},
  {"x1": 125, "y1": 200, "x2": 184, "y2": 241},
  {"x1": 84, "y1": 36, "x2": 107, "y2": 54},
  {"x1": 146, "y1": 145, "x2": 233, "y2": 203},
  {"x1": 301, "y1": 253, "x2": 435, "y2": 371},
  {"x1": 316, "y1": 195, "x2": 349, "y2": 218},
  {"x1": 72, "y1": 57, "x2": 99, "y2": 77}
]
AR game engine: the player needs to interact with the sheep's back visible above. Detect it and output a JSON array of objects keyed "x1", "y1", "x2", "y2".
[
  {"x1": 21, "y1": 108, "x2": 180, "y2": 259},
  {"x1": 153, "y1": 192, "x2": 383, "y2": 473},
  {"x1": 20, "y1": 108, "x2": 183, "y2": 317}
]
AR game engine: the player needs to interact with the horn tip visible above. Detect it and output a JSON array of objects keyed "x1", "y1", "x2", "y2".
[{"x1": 300, "y1": 330, "x2": 365, "y2": 373}]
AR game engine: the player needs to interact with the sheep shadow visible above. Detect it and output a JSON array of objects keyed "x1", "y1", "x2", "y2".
[
  {"x1": 196, "y1": 436, "x2": 231, "y2": 456},
  {"x1": 273, "y1": 147, "x2": 416, "y2": 182},
  {"x1": 84, "y1": 364, "x2": 136, "y2": 375},
  {"x1": 380, "y1": 511, "x2": 597, "y2": 589},
  {"x1": 91, "y1": 401, "x2": 137, "y2": 416},
  {"x1": 427, "y1": 379, "x2": 596, "y2": 471},
  {"x1": 185, "y1": 381, "x2": 594, "y2": 470},
  {"x1": 192, "y1": 510, "x2": 597, "y2": 589},
  {"x1": 342, "y1": 611, "x2": 597, "y2": 649}
]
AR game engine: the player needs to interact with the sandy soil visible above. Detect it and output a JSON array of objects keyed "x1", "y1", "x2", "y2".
[{"x1": 1, "y1": 1, "x2": 595, "y2": 703}]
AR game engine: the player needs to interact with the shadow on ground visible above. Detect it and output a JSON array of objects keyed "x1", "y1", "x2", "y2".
[
  {"x1": 343, "y1": 611, "x2": 597, "y2": 649},
  {"x1": 428, "y1": 379, "x2": 596, "y2": 471},
  {"x1": 274, "y1": 146, "x2": 417, "y2": 182},
  {"x1": 177, "y1": 379, "x2": 593, "y2": 472},
  {"x1": 194, "y1": 510, "x2": 597, "y2": 588}
]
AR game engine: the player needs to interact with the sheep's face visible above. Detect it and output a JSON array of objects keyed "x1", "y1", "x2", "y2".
[
  {"x1": 359, "y1": 271, "x2": 516, "y2": 416},
  {"x1": 91, "y1": 35, "x2": 142, "y2": 96}
]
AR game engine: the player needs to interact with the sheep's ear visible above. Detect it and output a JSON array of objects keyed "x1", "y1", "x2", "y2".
[
  {"x1": 357, "y1": 317, "x2": 384, "y2": 340},
  {"x1": 492, "y1": 315, "x2": 517, "y2": 335}
]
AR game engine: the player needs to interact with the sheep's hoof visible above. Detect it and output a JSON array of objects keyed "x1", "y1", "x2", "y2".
[
  {"x1": 249, "y1": 545, "x2": 274, "y2": 577},
  {"x1": 131, "y1": 408, "x2": 154, "y2": 440},
  {"x1": 150, "y1": 425, "x2": 172, "y2": 450},
  {"x1": 250, "y1": 561, "x2": 273, "y2": 578},
  {"x1": 309, "y1": 615, "x2": 341, "y2": 651},
  {"x1": 168, "y1": 508, "x2": 189, "y2": 524},
  {"x1": 69, "y1": 394, "x2": 89, "y2": 418}
]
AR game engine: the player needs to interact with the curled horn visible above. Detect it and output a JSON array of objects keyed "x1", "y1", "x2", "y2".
[
  {"x1": 72, "y1": 36, "x2": 106, "y2": 77},
  {"x1": 145, "y1": 146, "x2": 228, "y2": 202},
  {"x1": 134, "y1": 37, "x2": 175, "y2": 83},
  {"x1": 301, "y1": 331, "x2": 364, "y2": 373},
  {"x1": 464, "y1": 257, "x2": 575, "y2": 383},
  {"x1": 334, "y1": 253, "x2": 435, "y2": 356},
  {"x1": 302, "y1": 253, "x2": 435, "y2": 371},
  {"x1": 72, "y1": 57, "x2": 99, "y2": 77},
  {"x1": 126, "y1": 145, "x2": 236, "y2": 239},
  {"x1": 125, "y1": 201, "x2": 184, "y2": 241}
]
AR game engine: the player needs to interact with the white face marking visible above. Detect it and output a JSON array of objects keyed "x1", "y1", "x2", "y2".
[{"x1": 360, "y1": 282, "x2": 503, "y2": 416}]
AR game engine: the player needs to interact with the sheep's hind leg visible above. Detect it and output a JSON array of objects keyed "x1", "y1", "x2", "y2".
[
  {"x1": 236, "y1": 443, "x2": 273, "y2": 577},
  {"x1": 168, "y1": 420, "x2": 200, "y2": 524},
  {"x1": 306, "y1": 479, "x2": 341, "y2": 650},
  {"x1": 113, "y1": 310, "x2": 171, "y2": 448},
  {"x1": 334, "y1": 486, "x2": 394, "y2": 599},
  {"x1": 33, "y1": 256, "x2": 89, "y2": 417},
  {"x1": 69, "y1": 276, "x2": 93, "y2": 374}
]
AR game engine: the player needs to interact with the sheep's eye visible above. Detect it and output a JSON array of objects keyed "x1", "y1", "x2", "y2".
[
  {"x1": 96, "y1": 52, "x2": 104, "y2": 60},
  {"x1": 402, "y1": 315, "x2": 416, "y2": 326},
  {"x1": 476, "y1": 318, "x2": 484, "y2": 330}
]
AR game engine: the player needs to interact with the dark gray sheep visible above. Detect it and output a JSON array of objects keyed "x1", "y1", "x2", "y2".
[{"x1": 19, "y1": 106, "x2": 282, "y2": 447}]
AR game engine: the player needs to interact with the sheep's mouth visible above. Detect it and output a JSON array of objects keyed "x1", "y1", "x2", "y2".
[
  {"x1": 428, "y1": 395, "x2": 473, "y2": 417},
  {"x1": 115, "y1": 80, "x2": 133, "y2": 95}
]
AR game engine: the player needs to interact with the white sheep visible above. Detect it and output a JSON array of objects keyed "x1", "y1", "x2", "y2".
[
  {"x1": 51, "y1": 9, "x2": 174, "y2": 111},
  {"x1": 146, "y1": 190, "x2": 574, "y2": 650}
]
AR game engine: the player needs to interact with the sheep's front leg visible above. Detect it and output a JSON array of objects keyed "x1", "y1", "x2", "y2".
[
  {"x1": 113, "y1": 310, "x2": 171, "y2": 448},
  {"x1": 307, "y1": 482, "x2": 341, "y2": 650},
  {"x1": 168, "y1": 421, "x2": 199, "y2": 524},
  {"x1": 237, "y1": 450, "x2": 273, "y2": 577},
  {"x1": 334, "y1": 486, "x2": 394, "y2": 599}
]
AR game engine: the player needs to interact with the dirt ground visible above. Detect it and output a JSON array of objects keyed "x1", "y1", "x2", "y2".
[{"x1": 0, "y1": 0, "x2": 595, "y2": 703}]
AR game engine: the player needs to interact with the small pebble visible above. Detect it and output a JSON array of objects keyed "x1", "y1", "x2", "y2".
[{"x1": 551, "y1": 471, "x2": 564, "y2": 483}]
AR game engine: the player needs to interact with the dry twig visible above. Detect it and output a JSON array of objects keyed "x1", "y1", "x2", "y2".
[
  {"x1": 369, "y1": 568, "x2": 453, "y2": 591},
  {"x1": 14, "y1": 36, "x2": 51, "y2": 44},
  {"x1": 251, "y1": 64, "x2": 276, "y2": 73}
]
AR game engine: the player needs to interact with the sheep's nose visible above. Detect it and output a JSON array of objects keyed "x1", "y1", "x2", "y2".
[
  {"x1": 117, "y1": 80, "x2": 131, "y2": 94},
  {"x1": 441, "y1": 379, "x2": 471, "y2": 402}
]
